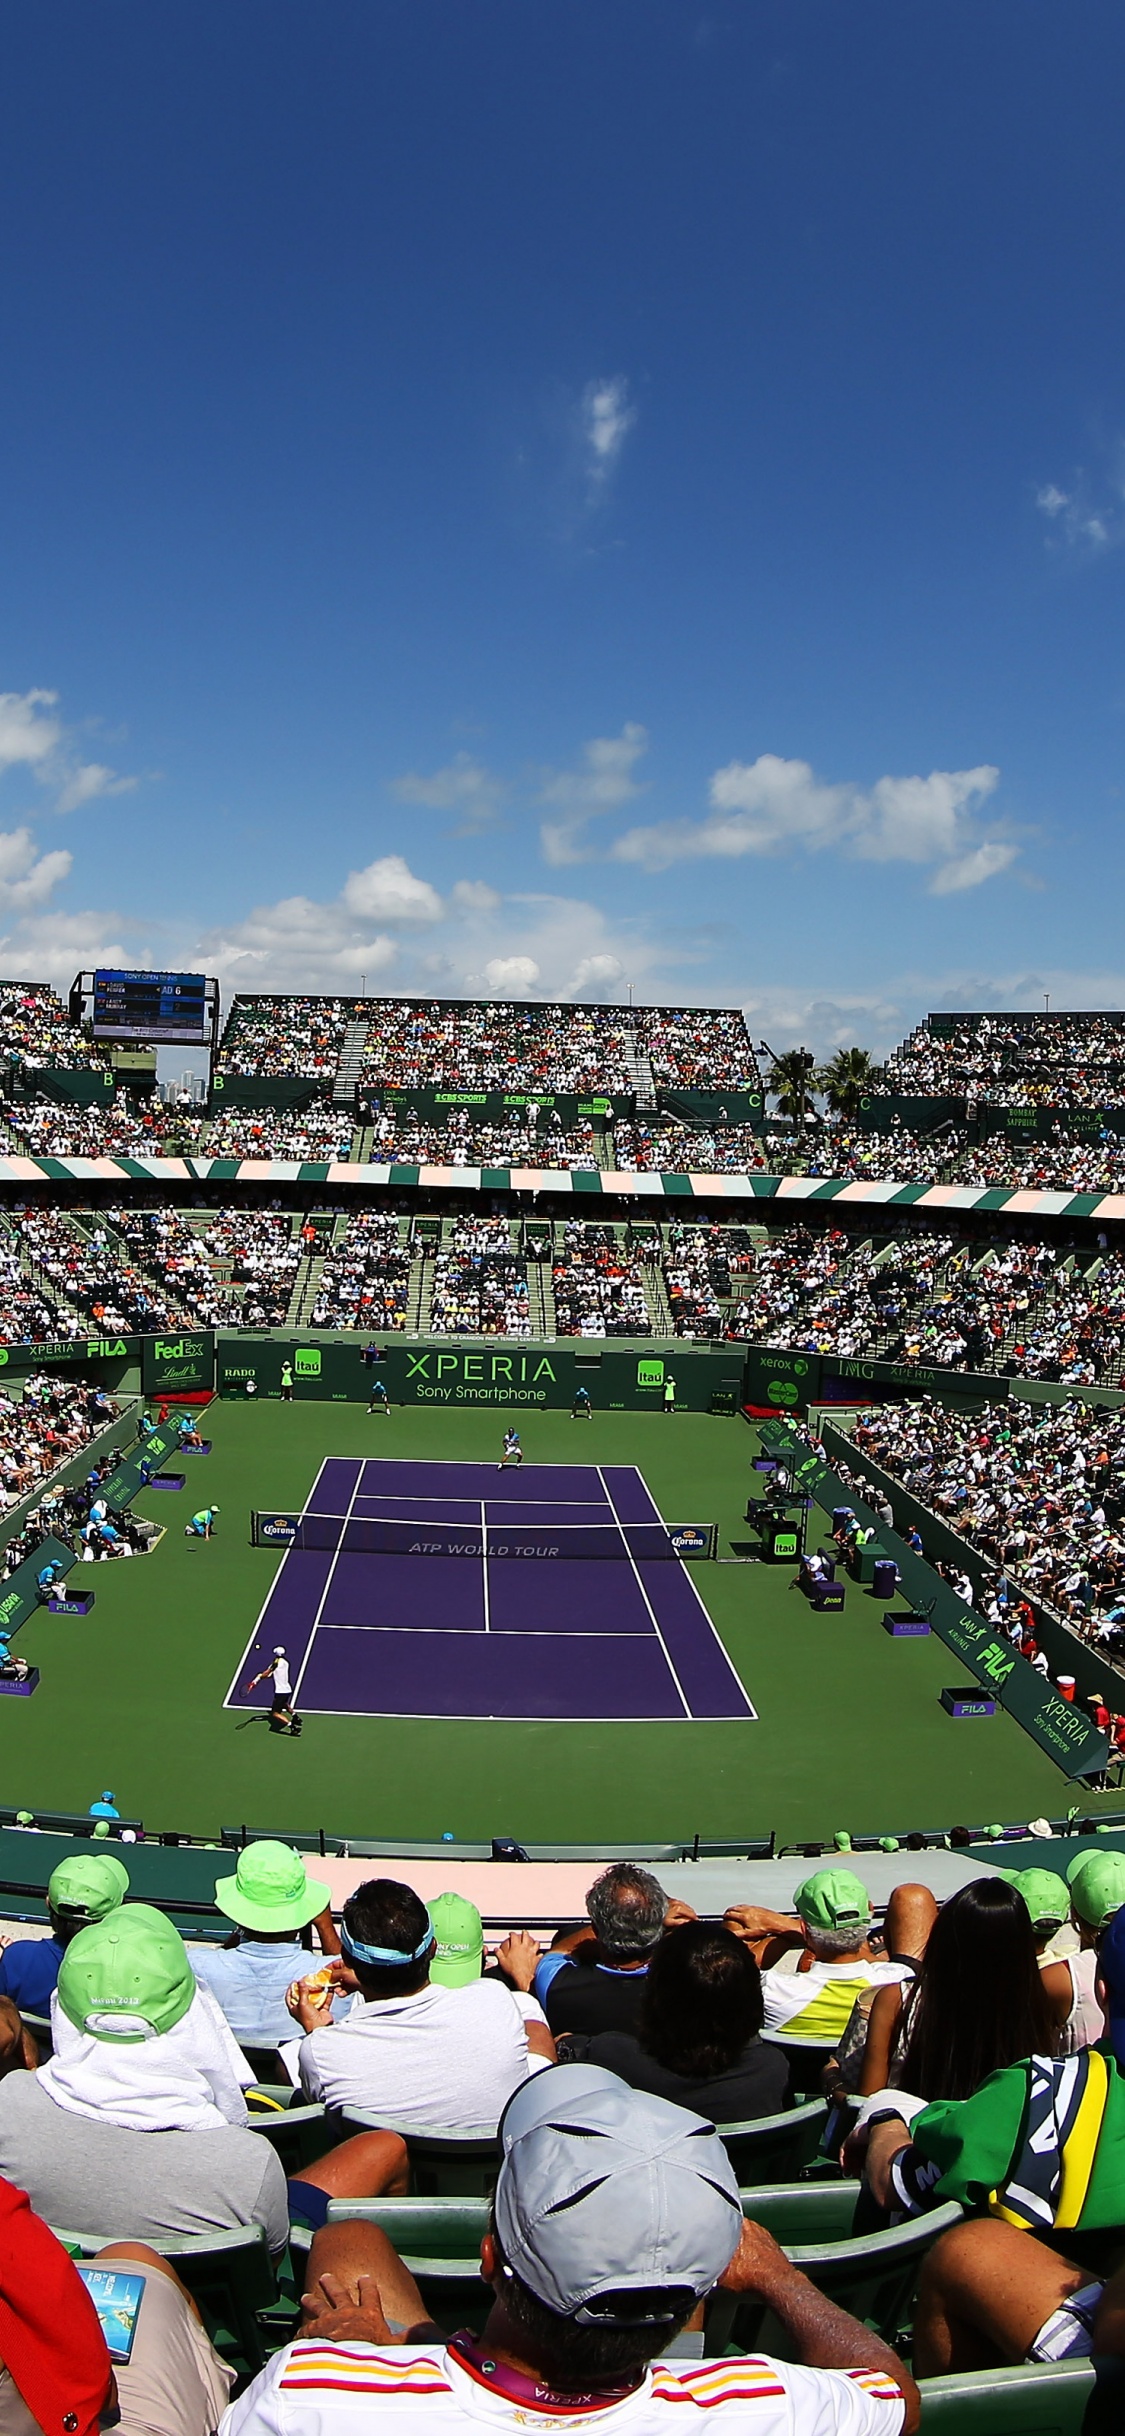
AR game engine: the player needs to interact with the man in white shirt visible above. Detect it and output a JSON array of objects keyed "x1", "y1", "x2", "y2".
[
  {"x1": 724, "y1": 1870, "x2": 914, "y2": 2046},
  {"x1": 220, "y1": 2065, "x2": 916, "y2": 2436},
  {"x1": 290, "y1": 1879, "x2": 554, "y2": 2131}
]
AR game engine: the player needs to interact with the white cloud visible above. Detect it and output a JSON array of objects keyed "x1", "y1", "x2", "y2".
[
  {"x1": 0, "y1": 686, "x2": 138, "y2": 813},
  {"x1": 1035, "y1": 455, "x2": 1125, "y2": 555},
  {"x1": 393, "y1": 753, "x2": 504, "y2": 832},
  {"x1": 0, "y1": 691, "x2": 61, "y2": 776},
  {"x1": 341, "y1": 854, "x2": 443, "y2": 926},
  {"x1": 611, "y1": 752, "x2": 1013, "y2": 893},
  {"x1": 452, "y1": 879, "x2": 501, "y2": 914},
  {"x1": 55, "y1": 763, "x2": 138, "y2": 816},
  {"x1": 582, "y1": 376, "x2": 636, "y2": 488},
  {"x1": 571, "y1": 952, "x2": 625, "y2": 995},
  {"x1": 539, "y1": 722, "x2": 648, "y2": 866},
  {"x1": 481, "y1": 955, "x2": 540, "y2": 994},
  {"x1": 928, "y1": 839, "x2": 1019, "y2": 895},
  {"x1": 0, "y1": 827, "x2": 73, "y2": 909}
]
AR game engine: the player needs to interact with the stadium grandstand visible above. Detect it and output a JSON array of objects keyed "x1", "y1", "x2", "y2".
[{"x1": 0, "y1": 982, "x2": 1124, "y2": 2414}]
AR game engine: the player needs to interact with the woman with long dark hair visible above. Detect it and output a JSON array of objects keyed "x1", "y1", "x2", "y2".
[
  {"x1": 576, "y1": 1921, "x2": 789, "y2": 2119},
  {"x1": 859, "y1": 1878, "x2": 1064, "y2": 2104}
]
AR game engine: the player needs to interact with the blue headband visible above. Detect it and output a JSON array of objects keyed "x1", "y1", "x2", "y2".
[{"x1": 341, "y1": 1910, "x2": 435, "y2": 1968}]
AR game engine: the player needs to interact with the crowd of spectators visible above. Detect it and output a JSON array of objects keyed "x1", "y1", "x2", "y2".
[
  {"x1": 883, "y1": 1014, "x2": 1125, "y2": 1109},
  {"x1": 107, "y1": 1208, "x2": 233, "y2": 1328},
  {"x1": 0, "y1": 983, "x2": 98, "y2": 1071},
  {"x1": 203, "y1": 1104, "x2": 355, "y2": 1162},
  {"x1": 358, "y1": 999, "x2": 633, "y2": 1093},
  {"x1": 0, "y1": 1372, "x2": 117, "y2": 1520},
  {"x1": 634, "y1": 1005, "x2": 761, "y2": 1090},
  {"x1": 662, "y1": 1223, "x2": 727, "y2": 1335},
  {"x1": 308, "y1": 1213, "x2": 412, "y2": 1330},
  {"x1": 611, "y1": 1120, "x2": 776, "y2": 1173},
  {"x1": 0, "y1": 1842, "x2": 1116, "y2": 2419},
  {"x1": 216, "y1": 997, "x2": 357, "y2": 1081},
  {"x1": 951, "y1": 1137, "x2": 1125, "y2": 1194},
  {"x1": 429, "y1": 1218, "x2": 531, "y2": 1336},
  {"x1": 368, "y1": 1108, "x2": 600, "y2": 1170},
  {"x1": 199, "y1": 1212, "x2": 301, "y2": 1327},
  {"x1": 1, "y1": 1095, "x2": 170, "y2": 1161},
  {"x1": 804, "y1": 1127, "x2": 966, "y2": 1183},
  {"x1": 848, "y1": 1390, "x2": 1125, "y2": 1644},
  {"x1": 552, "y1": 1222, "x2": 653, "y2": 1335},
  {"x1": 717, "y1": 1228, "x2": 953, "y2": 1359}
]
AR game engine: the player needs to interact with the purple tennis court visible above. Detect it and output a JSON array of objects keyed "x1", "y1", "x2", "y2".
[{"x1": 226, "y1": 1457, "x2": 755, "y2": 1722}]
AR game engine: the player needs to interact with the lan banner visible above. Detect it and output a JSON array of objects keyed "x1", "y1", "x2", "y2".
[{"x1": 141, "y1": 1332, "x2": 216, "y2": 1396}]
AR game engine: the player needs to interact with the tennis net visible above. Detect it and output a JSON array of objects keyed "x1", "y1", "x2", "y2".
[{"x1": 251, "y1": 1511, "x2": 716, "y2": 1560}]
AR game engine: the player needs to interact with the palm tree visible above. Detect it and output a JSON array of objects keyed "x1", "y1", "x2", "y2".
[
  {"x1": 766, "y1": 1048, "x2": 821, "y2": 1125},
  {"x1": 820, "y1": 1045, "x2": 875, "y2": 1120}
]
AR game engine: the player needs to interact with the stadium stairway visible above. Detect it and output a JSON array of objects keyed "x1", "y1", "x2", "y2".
[
  {"x1": 622, "y1": 1022, "x2": 658, "y2": 1112},
  {"x1": 332, "y1": 1017, "x2": 370, "y2": 1110},
  {"x1": 527, "y1": 1253, "x2": 556, "y2": 1337}
]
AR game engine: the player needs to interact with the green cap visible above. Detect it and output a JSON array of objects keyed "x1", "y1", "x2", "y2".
[
  {"x1": 14, "y1": 1813, "x2": 33, "y2": 1828},
  {"x1": 1067, "y1": 1849, "x2": 1125, "y2": 1929},
  {"x1": 214, "y1": 1840, "x2": 330, "y2": 1934},
  {"x1": 832, "y1": 1831, "x2": 853, "y2": 1851},
  {"x1": 57, "y1": 1904, "x2": 196, "y2": 2042},
  {"x1": 48, "y1": 1852, "x2": 129, "y2": 1923},
  {"x1": 792, "y1": 1867, "x2": 873, "y2": 1933},
  {"x1": 91, "y1": 1821, "x2": 111, "y2": 1840},
  {"x1": 1009, "y1": 1868, "x2": 1070, "y2": 1935},
  {"x1": 429, "y1": 1892, "x2": 484, "y2": 1989}
]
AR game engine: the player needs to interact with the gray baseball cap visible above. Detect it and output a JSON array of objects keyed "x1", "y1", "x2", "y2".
[{"x1": 494, "y1": 2066, "x2": 743, "y2": 2327}]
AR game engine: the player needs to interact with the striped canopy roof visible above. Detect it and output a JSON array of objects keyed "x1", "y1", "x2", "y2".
[{"x1": 0, "y1": 1152, "x2": 1120, "y2": 1221}]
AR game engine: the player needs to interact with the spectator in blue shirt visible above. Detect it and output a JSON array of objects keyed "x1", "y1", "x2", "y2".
[
  {"x1": 0, "y1": 1851, "x2": 129, "y2": 2013},
  {"x1": 191, "y1": 1840, "x2": 341, "y2": 2049},
  {"x1": 524, "y1": 1864, "x2": 693, "y2": 2039},
  {"x1": 88, "y1": 1791, "x2": 120, "y2": 1819}
]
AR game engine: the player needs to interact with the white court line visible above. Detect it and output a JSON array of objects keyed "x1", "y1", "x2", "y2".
[
  {"x1": 291, "y1": 1460, "x2": 368, "y2": 1708},
  {"x1": 314, "y1": 1622, "x2": 655, "y2": 1639},
  {"x1": 223, "y1": 1454, "x2": 333, "y2": 1710},
  {"x1": 620, "y1": 1464, "x2": 756, "y2": 1718},
  {"x1": 596, "y1": 1465, "x2": 691, "y2": 1719},
  {"x1": 481, "y1": 1501, "x2": 490, "y2": 1633}
]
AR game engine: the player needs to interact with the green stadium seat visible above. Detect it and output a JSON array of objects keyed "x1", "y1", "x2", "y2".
[
  {"x1": 336, "y1": 2110, "x2": 502, "y2": 2195},
  {"x1": 706, "y1": 2198, "x2": 965, "y2": 2356},
  {"x1": 737, "y1": 2179, "x2": 861, "y2": 2245},
  {"x1": 917, "y1": 2358, "x2": 1117, "y2": 2436},
  {"x1": 319, "y1": 2196, "x2": 493, "y2": 2333},
  {"x1": 245, "y1": 2099, "x2": 331, "y2": 2174},
  {"x1": 718, "y1": 2097, "x2": 828, "y2": 2181},
  {"x1": 53, "y1": 2221, "x2": 280, "y2": 2374}
]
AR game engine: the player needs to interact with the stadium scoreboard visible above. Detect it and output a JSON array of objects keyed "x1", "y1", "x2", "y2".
[{"x1": 72, "y1": 969, "x2": 218, "y2": 1046}]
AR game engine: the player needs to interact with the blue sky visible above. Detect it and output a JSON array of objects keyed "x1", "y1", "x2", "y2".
[{"x1": 3, "y1": 3, "x2": 1125, "y2": 1052}]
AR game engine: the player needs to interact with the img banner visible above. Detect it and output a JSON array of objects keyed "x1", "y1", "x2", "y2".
[{"x1": 758, "y1": 1421, "x2": 1108, "y2": 1780}]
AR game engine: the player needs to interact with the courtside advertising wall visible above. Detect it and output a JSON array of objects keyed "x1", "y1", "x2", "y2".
[{"x1": 216, "y1": 1336, "x2": 744, "y2": 1411}]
